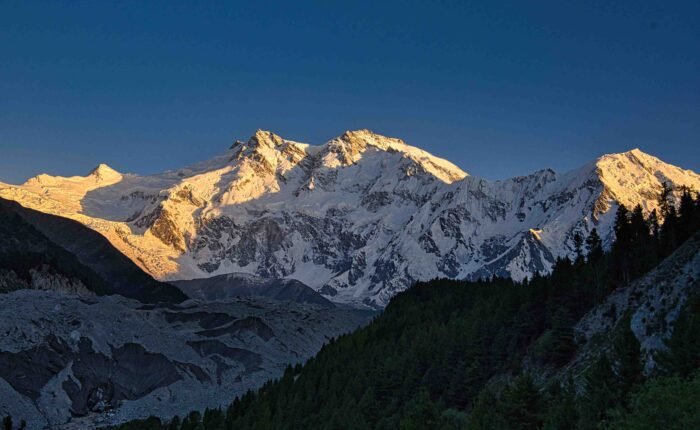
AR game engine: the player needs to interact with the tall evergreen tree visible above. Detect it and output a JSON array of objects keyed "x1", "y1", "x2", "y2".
[
  {"x1": 629, "y1": 204, "x2": 657, "y2": 276},
  {"x1": 648, "y1": 208, "x2": 661, "y2": 256},
  {"x1": 612, "y1": 205, "x2": 632, "y2": 282},
  {"x1": 399, "y1": 389, "x2": 439, "y2": 430},
  {"x1": 501, "y1": 374, "x2": 543, "y2": 430},
  {"x1": 585, "y1": 228, "x2": 603, "y2": 263},
  {"x1": 578, "y1": 355, "x2": 619, "y2": 430},
  {"x1": 660, "y1": 205, "x2": 679, "y2": 256},
  {"x1": 466, "y1": 389, "x2": 508, "y2": 430},
  {"x1": 543, "y1": 378, "x2": 578, "y2": 430},
  {"x1": 167, "y1": 416, "x2": 181, "y2": 430},
  {"x1": 572, "y1": 232, "x2": 584, "y2": 262},
  {"x1": 612, "y1": 317, "x2": 642, "y2": 391},
  {"x1": 658, "y1": 296, "x2": 700, "y2": 378},
  {"x1": 658, "y1": 181, "x2": 673, "y2": 218},
  {"x1": 678, "y1": 186, "x2": 698, "y2": 242},
  {"x1": 550, "y1": 308, "x2": 576, "y2": 366}
]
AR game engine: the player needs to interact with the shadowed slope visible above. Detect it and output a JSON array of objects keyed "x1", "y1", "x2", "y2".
[{"x1": 0, "y1": 197, "x2": 186, "y2": 303}]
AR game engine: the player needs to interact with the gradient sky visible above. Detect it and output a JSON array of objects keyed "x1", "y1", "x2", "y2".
[{"x1": 1, "y1": 1, "x2": 698, "y2": 183}]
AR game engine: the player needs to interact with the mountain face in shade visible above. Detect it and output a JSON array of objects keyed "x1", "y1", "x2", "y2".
[
  {"x1": 173, "y1": 273, "x2": 335, "y2": 308},
  {"x1": 0, "y1": 197, "x2": 186, "y2": 303},
  {"x1": 1, "y1": 130, "x2": 698, "y2": 307}
]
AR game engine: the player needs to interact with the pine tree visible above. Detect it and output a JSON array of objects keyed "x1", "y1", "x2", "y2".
[
  {"x1": 612, "y1": 317, "x2": 642, "y2": 391},
  {"x1": 658, "y1": 297, "x2": 700, "y2": 378},
  {"x1": 399, "y1": 389, "x2": 439, "y2": 430},
  {"x1": 629, "y1": 204, "x2": 656, "y2": 276},
  {"x1": 584, "y1": 227, "x2": 607, "y2": 302},
  {"x1": 550, "y1": 308, "x2": 576, "y2": 366},
  {"x1": 578, "y1": 355, "x2": 618, "y2": 430},
  {"x1": 2, "y1": 416, "x2": 11, "y2": 430},
  {"x1": 181, "y1": 411, "x2": 201, "y2": 430},
  {"x1": 203, "y1": 408, "x2": 225, "y2": 430},
  {"x1": 501, "y1": 374, "x2": 543, "y2": 430},
  {"x1": 678, "y1": 186, "x2": 698, "y2": 242},
  {"x1": 585, "y1": 228, "x2": 603, "y2": 263},
  {"x1": 648, "y1": 208, "x2": 661, "y2": 256},
  {"x1": 661, "y1": 205, "x2": 679, "y2": 256},
  {"x1": 543, "y1": 378, "x2": 578, "y2": 430},
  {"x1": 612, "y1": 205, "x2": 631, "y2": 282},
  {"x1": 572, "y1": 232, "x2": 584, "y2": 262},
  {"x1": 466, "y1": 389, "x2": 508, "y2": 430},
  {"x1": 168, "y1": 416, "x2": 181, "y2": 430},
  {"x1": 658, "y1": 181, "x2": 673, "y2": 218},
  {"x1": 358, "y1": 387, "x2": 379, "y2": 424}
]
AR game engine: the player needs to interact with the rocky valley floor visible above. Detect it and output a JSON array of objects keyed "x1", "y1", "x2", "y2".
[{"x1": 0, "y1": 291, "x2": 372, "y2": 429}]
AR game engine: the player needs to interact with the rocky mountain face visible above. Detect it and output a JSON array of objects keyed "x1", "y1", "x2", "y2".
[
  {"x1": 1, "y1": 130, "x2": 698, "y2": 307},
  {"x1": 572, "y1": 231, "x2": 700, "y2": 375}
]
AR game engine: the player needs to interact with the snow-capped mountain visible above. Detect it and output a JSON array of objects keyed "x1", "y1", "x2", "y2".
[{"x1": 1, "y1": 130, "x2": 698, "y2": 307}]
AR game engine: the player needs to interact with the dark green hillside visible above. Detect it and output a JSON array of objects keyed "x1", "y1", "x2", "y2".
[{"x1": 103, "y1": 188, "x2": 700, "y2": 428}]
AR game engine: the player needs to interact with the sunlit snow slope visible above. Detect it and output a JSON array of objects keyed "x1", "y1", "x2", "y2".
[{"x1": 1, "y1": 130, "x2": 698, "y2": 307}]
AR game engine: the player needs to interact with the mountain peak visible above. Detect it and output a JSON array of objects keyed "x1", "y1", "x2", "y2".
[
  {"x1": 600, "y1": 147, "x2": 656, "y2": 161},
  {"x1": 247, "y1": 130, "x2": 286, "y2": 148},
  {"x1": 88, "y1": 163, "x2": 122, "y2": 181},
  {"x1": 596, "y1": 148, "x2": 668, "y2": 172},
  {"x1": 89, "y1": 163, "x2": 118, "y2": 175},
  {"x1": 620, "y1": 147, "x2": 657, "y2": 163},
  {"x1": 341, "y1": 128, "x2": 390, "y2": 140},
  {"x1": 591, "y1": 148, "x2": 700, "y2": 215},
  {"x1": 326, "y1": 129, "x2": 467, "y2": 182},
  {"x1": 335, "y1": 129, "x2": 401, "y2": 150}
]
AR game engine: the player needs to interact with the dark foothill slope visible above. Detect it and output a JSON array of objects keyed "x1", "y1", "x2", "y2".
[{"x1": 0, "y1": 197, "x2": 186, "y2": 303}]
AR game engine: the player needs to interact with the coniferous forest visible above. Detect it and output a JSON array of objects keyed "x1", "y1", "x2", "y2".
[{"x1": 5, "y1": 188, "x2": 698, "y2": 429}]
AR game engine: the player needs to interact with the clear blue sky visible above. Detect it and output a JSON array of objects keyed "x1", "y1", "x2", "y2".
[{"x1": 1, "y1": 1, "x2": 698, "y2": 183}]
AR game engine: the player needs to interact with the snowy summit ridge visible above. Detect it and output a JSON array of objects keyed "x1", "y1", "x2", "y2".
[{"x1": 1, "y1": 130, "x2": 698, "y2": 307}]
